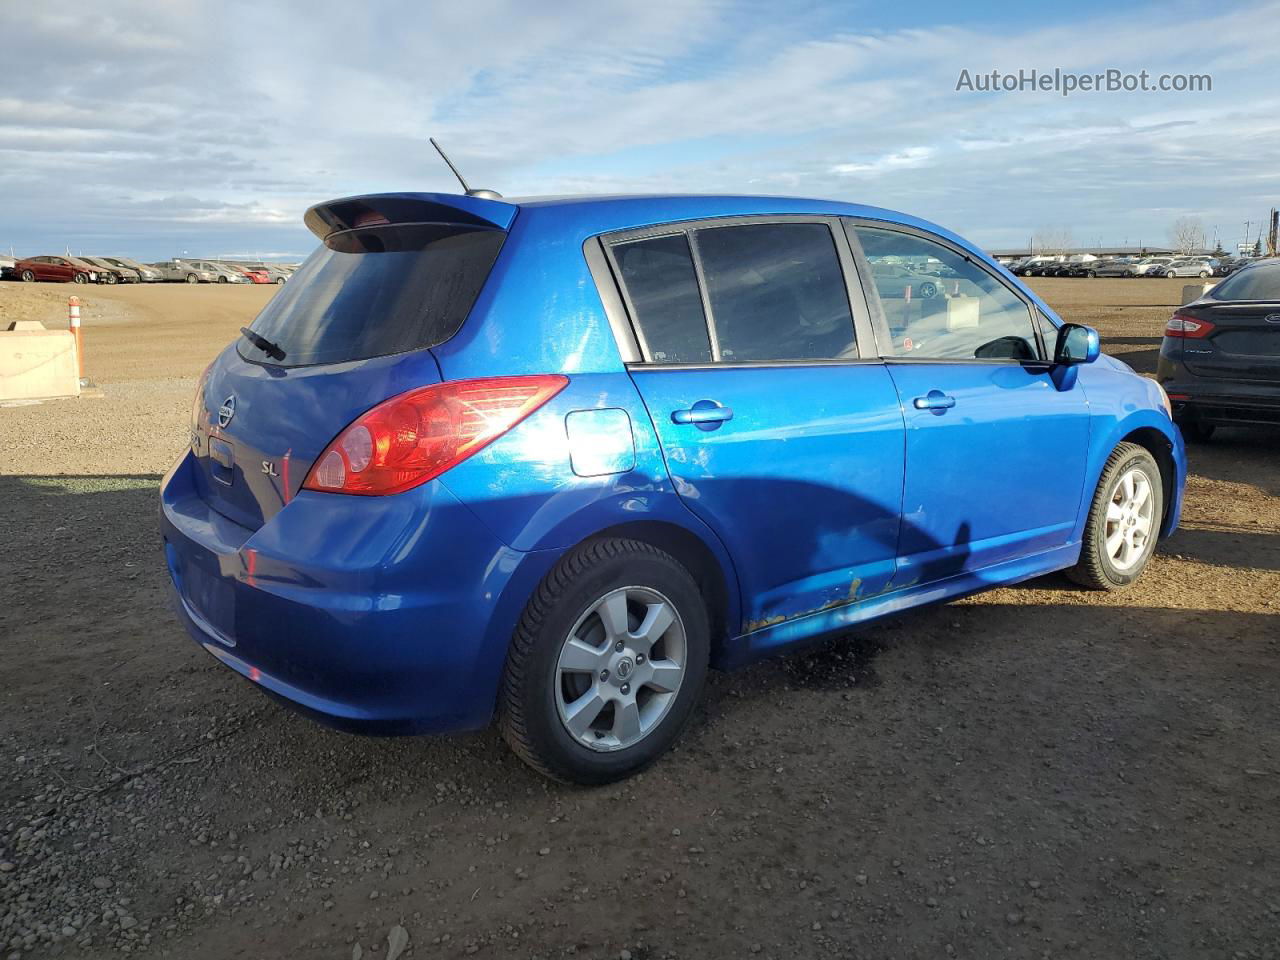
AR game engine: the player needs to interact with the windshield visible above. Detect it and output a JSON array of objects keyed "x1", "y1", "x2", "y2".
[
  {"x1": 1209, "y1": 263, "x2": 1280, "y2": 301},
  {"x1": 238, "y1": 223, "x2": 505, "y2": 367}
]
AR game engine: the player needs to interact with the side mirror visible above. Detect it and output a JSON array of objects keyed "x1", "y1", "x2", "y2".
[{"x1": 1053, "y1": 323, "x2": 1100, "y2": 365}]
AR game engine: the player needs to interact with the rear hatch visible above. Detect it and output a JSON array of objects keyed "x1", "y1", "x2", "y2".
[
  {"x1": 191, "y1": 192, "x2": 515, "y2": 530},
  {"x1": 1177, "y1": 266, "x2": 1280, "y2": 382}
]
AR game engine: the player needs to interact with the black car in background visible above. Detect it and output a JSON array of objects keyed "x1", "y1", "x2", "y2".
[{"x1": 1157, "y1": 259, "x2": 1280, "y2": 440}]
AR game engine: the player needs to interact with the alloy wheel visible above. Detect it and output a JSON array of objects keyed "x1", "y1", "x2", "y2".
[
  {"x1": 555, "y1": 586, "x2": 687, "y2": 752},
  {"x1": 1105, "y1": 467, "x2": 1155, "y2": 571}
]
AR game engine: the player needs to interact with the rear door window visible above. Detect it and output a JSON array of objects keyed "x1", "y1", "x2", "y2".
[
  {"x1": 610, "y1": 234, "x2": 712, "y2": 363},
  {"x1": 239, "y1": 224, "x2": 505, "y2": 367},
  {"x1": 694, "y1": 222, "x2": 857, "y2": 362}
]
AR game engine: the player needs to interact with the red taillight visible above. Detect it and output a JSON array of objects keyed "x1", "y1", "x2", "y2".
[
  {"x1": 303, "y1": 375, "x2": 569, "y2": 496},
  {"x1": 1165, "y1": 314, "x2": 1215, "y2": 339}
]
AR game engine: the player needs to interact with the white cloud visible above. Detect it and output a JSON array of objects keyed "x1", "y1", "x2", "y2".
[
  {"x1": 0, "y1": 0, "x2": 1277, "y2": 257},
  {"x1": 832, "y1": 148, "x2": 936, "y2": 177}
]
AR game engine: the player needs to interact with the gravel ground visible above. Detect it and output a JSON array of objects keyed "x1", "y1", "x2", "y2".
[{"x1": 1, "y1": 278, "x2": 1278, "y2": 960}]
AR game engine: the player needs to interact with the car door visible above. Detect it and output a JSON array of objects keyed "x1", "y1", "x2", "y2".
[
  {"x1": 845, "y1": 221, "x2": 1091, "y2": 586},
  {"x1": 599, "y1": 217, "x2": 907, "y2": 634},
  {"x1": 47, "y1": 257, "x2": 74, "y2": 281}
]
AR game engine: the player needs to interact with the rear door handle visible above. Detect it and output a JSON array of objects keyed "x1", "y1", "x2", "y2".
[
  {"x1": 672, "y1": 400, "x2": 734, "y2": 431},
  {"x1": 913, "y1": 390, "x2": 956, "y2": 411}
]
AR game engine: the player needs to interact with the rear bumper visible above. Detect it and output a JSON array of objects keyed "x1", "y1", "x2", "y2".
[
  {"x1": 1157, "y1": 347, "x2": 1280, "y2": 426},
  {"x1": 1170, "y1": 393, "x2": 1280, "y2": 426},
  {"x1": 159, "y1": 452, "x2": 556, "y2": 734}
]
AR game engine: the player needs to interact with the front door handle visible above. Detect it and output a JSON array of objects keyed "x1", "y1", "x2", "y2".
[
  {"x1": 672, "y1": 400, "x2": 734, "y2": 431},
  {"x1": 913, "y1": 390, "x2": 956, "y2": 411}
]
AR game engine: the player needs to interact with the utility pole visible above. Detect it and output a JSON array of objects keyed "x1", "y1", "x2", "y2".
[{"x1": 1268, "y1": 208, "x2": 1278, "y2": 258}]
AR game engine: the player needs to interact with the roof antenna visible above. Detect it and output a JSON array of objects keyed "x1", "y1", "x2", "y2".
[{"x1": 429, "y1": 138, "x2": 502, "y2": 200}]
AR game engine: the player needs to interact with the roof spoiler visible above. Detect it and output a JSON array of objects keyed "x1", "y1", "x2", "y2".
[{"x1": 303, "y1": 192, "x2": 518, "y2": 240}]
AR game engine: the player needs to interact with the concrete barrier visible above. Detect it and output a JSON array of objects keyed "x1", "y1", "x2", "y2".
[
  {"x1": 1182, "y1": 282, "x2": 1216, "y2": 305},
  {"x1": 0, "y1": 321, "x2": 81, "y2": 401}
]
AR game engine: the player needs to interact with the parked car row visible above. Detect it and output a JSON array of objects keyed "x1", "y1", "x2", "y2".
[
  {"x1": 1007, "y1": 254, "x2": 1255, "y2": 279},
  {"x1": 1, "y1": 255, "x2": 295, "y2": 284}
]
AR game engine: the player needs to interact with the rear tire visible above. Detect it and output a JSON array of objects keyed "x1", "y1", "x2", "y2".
[
  {"x1": 1165, "y1": 270, "x2": 1177, "y2": 278},
  {"x1": 918, "y1": 281, "x2": 938, "y2": 299},
  {"x1": 499, "y1": 538, "x2": 710, "y2": 784},
  {"x1": 1067, "y1": 442, "x2": 1163, "y2": 591},
  {"x1": 105, "y1": 272, "x2": 118, "y2": 284},
  {"x1": 73, "y1": 273, "x2": 88, "y2": 284}
]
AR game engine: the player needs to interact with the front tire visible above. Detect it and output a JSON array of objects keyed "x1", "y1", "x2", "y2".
[
  {"x1": 185, "y1": 273, "x2": 199, "y2": 284},
  {"x1": 1165, "y1": 270, "x2": 1177, "y2": 278},
  {"x1": 918, "y1": 281, "x2": 938, "y2": 299},
  {"x1": 1067, "y1": 442, "x2": 1163, "y2": 590},
  {"x1": 20, "y1": 269, "x2": 34, "y2": 282},
  {"x1": 499, "y1": 538, "x2": 710, "y2": 784}
]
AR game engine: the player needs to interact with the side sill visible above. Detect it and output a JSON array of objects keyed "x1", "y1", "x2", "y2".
[{"x1": 714, "y1": 542, "x2": 1080, "y2": 670}]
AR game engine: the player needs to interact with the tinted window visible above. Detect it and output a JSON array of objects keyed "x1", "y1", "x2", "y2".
[
  {"x1": 612, "y1": 234, "x2": 711, "y2": 363},
  {"x1": 853, "y1": 226, "x2": 1038, "y2": 361},
  {"x1": 695, "y1": 223, "x2": 856, "y2": 361},
  {"x1": 239, "y1": 224, "x2": 504, "y2": 367},
  {"x1": 1210, "y1": 263, "x2": 1280, "y2": 301}
]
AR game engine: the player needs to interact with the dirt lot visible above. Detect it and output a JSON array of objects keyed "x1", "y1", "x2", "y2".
[{"x1": 1, "y1": 278, "x2": 1277, "y2": 960}]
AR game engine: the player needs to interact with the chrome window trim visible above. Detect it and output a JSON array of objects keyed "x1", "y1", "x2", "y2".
[
  {"x1": 583, "y1": 237, "x2": 643, "y2": 364},
  {"x1": 626, "y1": 357, "x2": 887, "y2": 373}
]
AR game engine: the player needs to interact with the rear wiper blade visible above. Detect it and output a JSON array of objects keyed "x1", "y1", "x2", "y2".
[{"x1": 240, "y1": 327, "x2": 286, "y2": 361}]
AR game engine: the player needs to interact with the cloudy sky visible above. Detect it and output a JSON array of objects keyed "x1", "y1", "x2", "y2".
[{"x1": 1, "y1": 0, "x2": 1278, "y2": 260}]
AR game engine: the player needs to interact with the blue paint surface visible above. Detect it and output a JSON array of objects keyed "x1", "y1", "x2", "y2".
[{"x1": 160, "y1": 192, "x2": 1185, "y2": 734}]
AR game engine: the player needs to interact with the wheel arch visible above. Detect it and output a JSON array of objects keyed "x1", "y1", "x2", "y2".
[
  {"x1": 1119, "y1": 425, "x2": 1178, "y2": 537},
  {"x1": 580, "y1": 519, "x2": 737, "y2": 664},
  {"x1": 473, "y1": 509, "x2": 743, "y2": 728}
]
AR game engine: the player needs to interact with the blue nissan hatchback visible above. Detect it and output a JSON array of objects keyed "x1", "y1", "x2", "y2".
[{"x1": 161, "y1": 192, "x2": 1185, "y2": 783}]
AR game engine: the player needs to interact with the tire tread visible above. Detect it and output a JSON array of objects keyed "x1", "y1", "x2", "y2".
[
  {"x1": 498, "y1": 537, "x2": 684, "y2": 782},
  {"x1": 1067, "y1": 441, "x2": 1157, "y2": 591}
]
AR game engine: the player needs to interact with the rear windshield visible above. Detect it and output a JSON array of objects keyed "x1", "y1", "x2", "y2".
[
  {"x1": 238, "y1": 223, "x2": 505, "y2": 367},
  {"x1": 1210, "y1": 263, "x2": 1280, "y2": 302}
]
